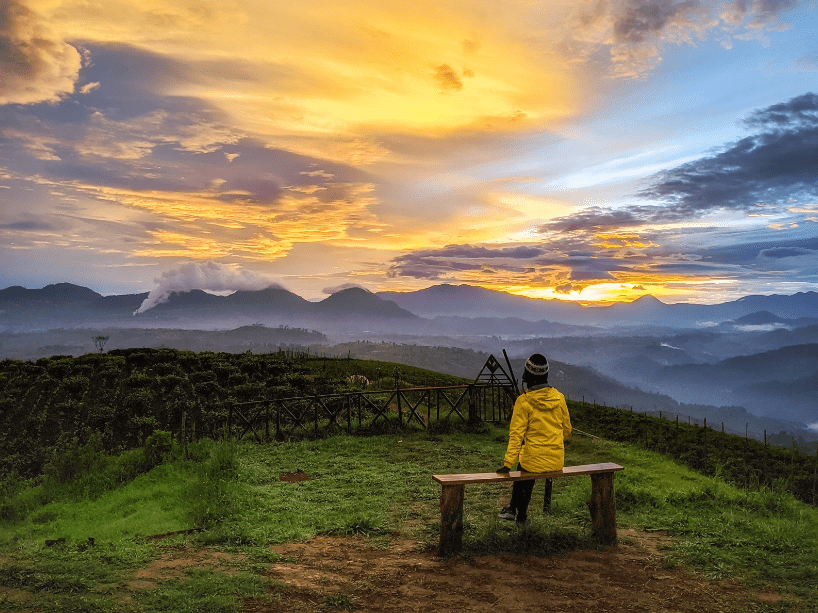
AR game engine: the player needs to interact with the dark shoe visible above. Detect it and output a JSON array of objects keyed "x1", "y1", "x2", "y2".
[
  {"x1": 498, "y1": 507, "x2": 516, "y2": 521},
  {"x1": 516, "y1": 515, "x2": 529, "y2": 525}
]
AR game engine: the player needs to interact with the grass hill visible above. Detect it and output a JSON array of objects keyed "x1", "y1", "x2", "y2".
[
  {"x1": 1, "y1": 350, "x2": 817, "y2": 610},
  {"x1": 1, "y1": 420, "x2": 817, "y2": 612}
]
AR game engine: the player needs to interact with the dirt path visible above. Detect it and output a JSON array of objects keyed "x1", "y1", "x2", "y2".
[{"x1": 246, "y1": 529, "x2": 790, "y2": 613}]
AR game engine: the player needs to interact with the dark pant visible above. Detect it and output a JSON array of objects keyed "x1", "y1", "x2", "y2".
[{"x1": 509, "y1": 465, "x2": 553, "y2": 519}]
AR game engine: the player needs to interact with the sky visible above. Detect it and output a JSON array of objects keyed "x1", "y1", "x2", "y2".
[{"x1": 1, "y1": 0, "x2": 817, "y2": 304}]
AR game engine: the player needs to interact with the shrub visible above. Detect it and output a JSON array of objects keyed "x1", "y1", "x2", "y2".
[
  {"x1": 42, "y1": 430, "x2": 106, "y2": 485},
  {"x1": 143, "y1": 430, "x2": 174, "y2": 471},
  {"x1": 187, "y1": 440, "x2": 239, "y2": 529}
]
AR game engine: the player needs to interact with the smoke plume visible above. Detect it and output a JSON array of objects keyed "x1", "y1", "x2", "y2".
[{"x1": 134, "y1": 261, "x2": 279, "y2": 314}]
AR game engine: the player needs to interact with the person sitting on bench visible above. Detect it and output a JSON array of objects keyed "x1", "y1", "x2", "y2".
[{"x1": 496, "y1": 353, "x2": 572, "y2": 523}]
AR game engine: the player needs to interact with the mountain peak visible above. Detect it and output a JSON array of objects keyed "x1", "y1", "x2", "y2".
[
  {"x1": 734, "y1": 310, "x2": 785, "y2": 325},
  {"x1": 1, "y1": 283, "x2": 103, "y2": 303},
  {"x1": 316, "y1": 287, "x2": 416, "y2": 318},
  {"x1": 632, "y1": 294, "x2": 665, "y2": 305}
]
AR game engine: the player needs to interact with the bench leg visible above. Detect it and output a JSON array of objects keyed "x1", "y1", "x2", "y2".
[
  {"x1": 543, "y1": 477, "x2": 553, "y2": 514},
  {"x1": 589, "y1": 473, "x2": 617, "y2": 545},
  {"x1": 438, "y1": 484, "x2": 464, "y2": 557}
]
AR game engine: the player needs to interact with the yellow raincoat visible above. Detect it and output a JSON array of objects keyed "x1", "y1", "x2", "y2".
[{"x1": 503, "y1": 385, "x2": 572, "y2": 473}]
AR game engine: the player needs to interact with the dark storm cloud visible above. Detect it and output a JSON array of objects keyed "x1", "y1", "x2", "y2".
[{"x1": 639, "y1": 92, "x2": 818, "y2": 214}]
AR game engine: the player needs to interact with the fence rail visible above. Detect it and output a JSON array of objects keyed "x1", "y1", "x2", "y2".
[{"x1": 224, "y1": 382, "x2": 517, "y2": 442}]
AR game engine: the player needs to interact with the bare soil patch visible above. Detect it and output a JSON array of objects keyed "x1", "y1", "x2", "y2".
[
  {"x1": 127, "y1": 546, "x2": 246, "y2": 590},
  {"x1": 245, "y1": 529, "x2": 790, "y2": 612},
  {"x1": 280, "y1": 471, "x2": 310, "y2": 483}
]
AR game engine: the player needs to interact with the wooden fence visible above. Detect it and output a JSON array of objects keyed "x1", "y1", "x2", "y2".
[{"x1": 225, "y1": 382, "x2": 517, "y2": 442}]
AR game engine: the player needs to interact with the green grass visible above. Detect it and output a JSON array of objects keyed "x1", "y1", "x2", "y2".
[{"x1": 1, "y1": 427, "x2": 817, "y2": 612}]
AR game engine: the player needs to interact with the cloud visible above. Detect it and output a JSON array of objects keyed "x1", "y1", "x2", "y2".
[
  {"x1": 758, "y1": 246, "x2": 815, "y2": 258},
  {"x1": 425, "y1": 244, "x2": 545, "y2": 259},
  {"x1": 387, "y1": 244, "x2": 547, "y2": 279},
  {"x1": 611, "y1": 0, "x2": 702, "y2": 44},
  {"x1": 386, "y1": 240, "x2": 632, "y2": 287},
  {"x1": 322, "y1": 283, "x2": 366, "y2": 294},
  {"x1": 134, "y1": 261, "x2": 278, "y2": 313},
  {"x1": 639, "y1": 92, "x2": 818, "y2": 214},
  {"x1": 742, "y1": 92, "x2": 818, "y2": 129},
  {"x1": 432, "y1": 64, "x2": 463, "y2": 92},
  {"x1": 542, "y1": 207, "x2": 649, "y2": 231},
  {"x1": 0, "y1": 0, "x2": 81, "y2": 105},
  {"x1": 573, "y1": 0, "x2": 801, "y2": 78},
  {"x1": 720, "y1": 0, "x2": 799, "y2": 28},
  {"x1": 0, "y1": 218, "x2": 58, "y2": 231},
  {"x1": 795, "y1": 54, "x2": 818, "y2": 71},
  {"x1": 695, "y1": 235, "x2": 818, "y2": 265}
]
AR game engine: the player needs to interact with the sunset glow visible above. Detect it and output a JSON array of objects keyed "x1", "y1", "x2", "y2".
[{"x1": 1, "y1": 0, "x2": 816, "y2": 303}]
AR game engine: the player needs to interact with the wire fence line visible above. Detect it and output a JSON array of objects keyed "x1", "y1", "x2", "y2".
[{"x1": 213, "y1": 381, "x2": 812, "y2": 454}]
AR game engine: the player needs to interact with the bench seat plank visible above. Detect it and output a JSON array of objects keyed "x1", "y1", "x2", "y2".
[{"x1": 433, "y1": 462, "x2": 623, "y2": 485}]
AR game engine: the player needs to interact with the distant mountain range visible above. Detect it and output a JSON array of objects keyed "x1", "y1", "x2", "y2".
[
  {"x1": 3, "y1": 282, "x2": 817, "y2": 332},
  {"x1": 651, "y1": 344, "x2": 818, "y2": 423},
  {"x1": 0, "y1": 283, "x2": 417, "y2": 331},
  {"x1": 378, "y1": 284, "x2": 818, "y2": 329}
]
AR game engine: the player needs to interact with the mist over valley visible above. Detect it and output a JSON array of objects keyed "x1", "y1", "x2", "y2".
[{"x1": 2, "y1": 281, "x2": 816, "y2": 448}]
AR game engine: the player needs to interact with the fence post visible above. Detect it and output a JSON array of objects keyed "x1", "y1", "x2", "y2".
[
  {"x1": 181, "y1": 412, "x2": 188, "y2": 458},
  {"x1": 225, "y1": 404, "x2": 233, "y2": 440},
  {"x1": 468, "y1": 385, "x2": 480, "y2": 425},
  {"x1": 347, "y1": 394, "x2": 352, "y2": 434},
  {"x1": 813, "y1": 447, "x2": 817, "y2": 506}
]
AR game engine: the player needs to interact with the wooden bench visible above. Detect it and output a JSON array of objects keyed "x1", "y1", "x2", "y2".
[{"x1": 432, "y1": 462, "x2": 624, "y2": 556}]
